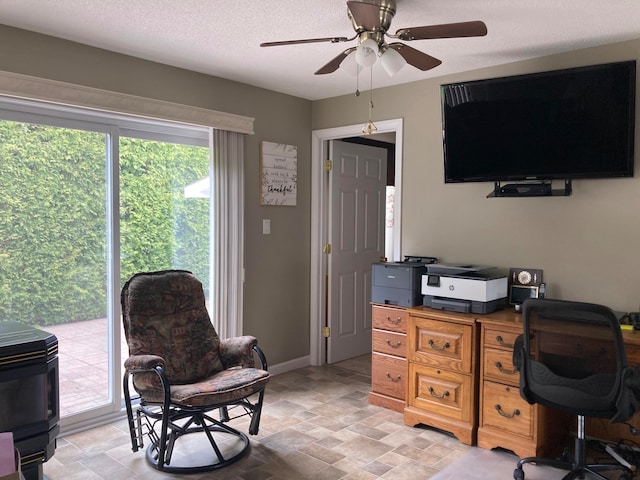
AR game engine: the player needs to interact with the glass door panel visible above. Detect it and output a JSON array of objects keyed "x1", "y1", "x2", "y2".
[
  {"x1": 0, "y1": 119, "x2": 110, "y2": 418},
  {"x1": 118, "y1": 137, "x2": 210, "y2": 286},
  {"x1": 118, "y1": 137, "x2": 211, "y2": 398}
]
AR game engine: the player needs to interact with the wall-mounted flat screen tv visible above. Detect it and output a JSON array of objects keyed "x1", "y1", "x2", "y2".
[{"x1": 441, "y1": 61, "x2": 636, "y2": 183}]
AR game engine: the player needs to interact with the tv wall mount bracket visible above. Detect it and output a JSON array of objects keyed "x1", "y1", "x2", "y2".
[{"x1": 488, "y1": 179, "x2": 573, "y2": 198}]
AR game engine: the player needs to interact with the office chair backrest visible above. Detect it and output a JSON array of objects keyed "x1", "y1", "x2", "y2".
[{"x1": 515, "y1": 298, "x2": 636, "y2": 422}]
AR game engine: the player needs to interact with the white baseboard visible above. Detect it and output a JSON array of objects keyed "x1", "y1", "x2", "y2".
[{"x1": 268, "y1": 355, "x2": 311, "y2": 375}]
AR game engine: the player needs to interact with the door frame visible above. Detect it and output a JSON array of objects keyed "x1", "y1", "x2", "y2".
[{"x1": 310, "y1": 118, "x2": 403, "y2": 366}]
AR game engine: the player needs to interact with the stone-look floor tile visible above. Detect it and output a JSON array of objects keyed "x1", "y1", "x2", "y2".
[
  {"x1": 342, "y1": 471, "x2": 378, "y2": 480},
  {"x1": 381, "y1": 459, "x2": 438, "y2": 480},
  {"x1": 299, "y1": 443, "x2": 345, "y2": 465},
  {"x1": 334, "y1": 435, "x2": 394, "y2": 464},
  {"x1": 44, "y1": 356, "x2": 473, "y2": 479},
  {"x1": 361, "y1": 460, "x2": 394, "y2": 477}
]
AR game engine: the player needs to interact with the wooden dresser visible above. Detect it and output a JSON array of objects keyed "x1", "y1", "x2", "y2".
[
  {"x1": 585, "y1": 327, "x2": 640, "y2": 444},
  {"x1": 368, "y1": 304, "x2": 408, "y2": 412},
  {"x1": 477, "y1": 309, "x2": 640, "y2": 457},
  {"x1": 403, "y1": 307, "x2": 479, "y2": 445},
  {"x1": 477, "y1": 311, "x2": 570, "y2": 458},
  {"x1": 369, "y1": 304, "x2": 640, "y2": 454}
]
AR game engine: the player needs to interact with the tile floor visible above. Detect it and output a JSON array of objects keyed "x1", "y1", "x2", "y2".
[{"x1": 43, "y1": 355, "x2": 473, "y2": 480}]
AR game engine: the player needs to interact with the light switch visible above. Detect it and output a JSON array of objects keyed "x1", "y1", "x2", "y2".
[{"x1": 262, "y1": 219, "x2": 271, "y2": 235}]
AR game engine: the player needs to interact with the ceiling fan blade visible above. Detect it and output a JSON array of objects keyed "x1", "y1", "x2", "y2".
[
  {"x1": 261, "y1": 36, "x2": 351, "y2": 47},
  {"x1": 395, "y1": 21, "x2": 487, "y2": 41},
  {"x1": 346, "y1": 1, "x2": 384, "y2": 31},
  {"x1": 315, "y1": 47, "x2": 357, "y2": 75},
  {"x1": 388, "y1": 43, "x2": 442, "y2": 71}
]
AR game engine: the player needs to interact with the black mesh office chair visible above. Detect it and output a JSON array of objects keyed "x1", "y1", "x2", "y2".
[{"x1": 512, "y1": 299, "x2": 639, "y2": 480}]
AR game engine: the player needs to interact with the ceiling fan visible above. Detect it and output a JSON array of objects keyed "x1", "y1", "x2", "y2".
[{"x1": 260, "y1": 0, "x2": 487, "y2": 76}]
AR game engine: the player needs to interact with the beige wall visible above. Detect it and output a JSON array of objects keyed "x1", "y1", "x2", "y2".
[
  {"x1": 313, "y1": 39, "x2": 640, "y2": 313},
  {"x1": 0, "y1": 25, "x2": 312, "y2": 366},
  {"x1": 3, "y1": 22, "x2": 640, "y2": 368}
]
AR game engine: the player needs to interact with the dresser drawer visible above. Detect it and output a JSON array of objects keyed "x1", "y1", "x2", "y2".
[
  {"x1": 410, "y1": 317, "x2": 473, "y2": 373},
  {"x1": 484, "y1": 326, "x2": 521, "y2": 351},
  {"x1": 483, "y1": 347, "x2": 519, "y2": 385},
  {"x1": 373, "y1": 329, "x2": 406, "y2": 357},
  {"x1": 372, "y1": 306, "x2": 408, "y2": 334},
  {"x1": 408, "y1": 363, "x2": 472, "y2": 422},
  {"x1": 482, "y1": 380, "x2": 534, "y2": 439},
  {"x1": 372, "y1": 353, "x2": 406, "y2": 400}
]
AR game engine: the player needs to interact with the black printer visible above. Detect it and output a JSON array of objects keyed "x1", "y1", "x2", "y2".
[{"x1": 371, "y1": 256, "x2": 437, "y2": 307}]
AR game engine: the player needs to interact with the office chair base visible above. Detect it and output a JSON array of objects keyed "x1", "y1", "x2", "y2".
[{"x1": 514, "y1": 458, "x2": 633, "y2": 480}]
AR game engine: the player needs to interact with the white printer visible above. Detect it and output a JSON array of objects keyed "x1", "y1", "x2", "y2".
[{"x1": 422, "y1": 264, "x2": 508, "y2": 314}]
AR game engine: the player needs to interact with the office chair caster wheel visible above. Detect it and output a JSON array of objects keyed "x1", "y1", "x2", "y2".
[{"x1": 513, "y1": 467, "x2": 525, "y2": 480}]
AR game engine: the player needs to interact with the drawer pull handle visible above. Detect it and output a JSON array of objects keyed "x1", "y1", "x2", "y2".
[
  {"x1": 386, "y1": 339, "x2": 402, "y2": 349},
  {"x1": 495, "y1": 335, "x2": 514, "y2": 349},
  {"x1": 495, "y1": 404, "x2": 520, "y2": 418},
  {"x1": 386, "y1": 315, "x2": 402, "y2": 325},
  {"x1": 428, "y1": 386, "x2": 450, "y2": 399},
  {"x1": 495, "y1": 361, "x2": 517, "y2": 375},
  {"x1": 428, "y1": 339, "x2": 450, "y2": 351},
  {"x1": 386, "y1": 372, "x2": 401, "y2": 382}
]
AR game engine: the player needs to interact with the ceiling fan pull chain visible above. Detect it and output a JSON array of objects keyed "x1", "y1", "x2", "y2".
[{"x1": 369, "y1": 67, "x2": 374, "y2": 106}]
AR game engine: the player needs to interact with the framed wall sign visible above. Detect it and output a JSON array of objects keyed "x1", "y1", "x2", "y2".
[{"x1": 260, "y1": 141, "x2": 297, "y2": 206}]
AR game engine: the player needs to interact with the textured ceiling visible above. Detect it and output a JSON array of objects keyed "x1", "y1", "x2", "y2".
[{"x1": 1, "y1": 0, "x2": 639, "y2": 101}]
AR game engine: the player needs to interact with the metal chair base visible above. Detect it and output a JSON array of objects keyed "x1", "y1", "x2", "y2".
[
  {"x1": 513, "y1": 415, "x2": 633, "y2": 480},
  {"x1": 145, "y1": 419, "x2": 251, "y2": 474}
]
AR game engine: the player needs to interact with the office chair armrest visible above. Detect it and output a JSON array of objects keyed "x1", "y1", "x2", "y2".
[
  {"x1": 627, "y1": 365, "x2": 640, "y2": 396},
  {"x1": 512, "y1": 334, "x2": 524, "y2": 371},
  {"x1": 219, "y1": 336, "x2": 259, "y2": 369},
  {"x1": 124, "y1": 354, "x2": 165, "y2": 372}
]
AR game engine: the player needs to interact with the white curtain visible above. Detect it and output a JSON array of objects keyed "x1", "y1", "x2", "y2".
[{"x1": 210, "y1": 129, "x2": 245, "y2": 339}]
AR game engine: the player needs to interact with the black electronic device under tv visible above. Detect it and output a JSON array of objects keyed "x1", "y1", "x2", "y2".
[{"x1": 441, "y1": 61, "x2": 636, "y2": 192}]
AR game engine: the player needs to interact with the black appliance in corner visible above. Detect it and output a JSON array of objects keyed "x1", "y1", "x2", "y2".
[{"x1": 0, "y1": 321, "x2": 59, "y2": 480}]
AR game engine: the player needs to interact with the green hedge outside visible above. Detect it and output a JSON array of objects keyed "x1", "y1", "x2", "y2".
[{"x1": 0, "y1": 121, "x2": 209, "y2": 326}]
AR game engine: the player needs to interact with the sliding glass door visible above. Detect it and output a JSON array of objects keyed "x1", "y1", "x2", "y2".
[{"x1": 0, "y1": 101, "x2": 212, "y2": 432}]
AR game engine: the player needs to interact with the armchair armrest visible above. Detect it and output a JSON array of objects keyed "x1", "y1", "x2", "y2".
[
  {"x1": 219, "y1": 336, "x2": 260, "y2": 369},
  {"x1": 124, "y1": 354, "x2": 165, "y2": 372},
  {"x1": 123, "y1": 355, "x2": 170, "y2": 405}
]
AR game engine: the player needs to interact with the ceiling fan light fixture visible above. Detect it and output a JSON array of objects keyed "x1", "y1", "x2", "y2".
[
  {"x1": 380, "y1": 47, "x2": 406, "y2": 76},
  {"x1": 355, "y1": 38, "x2": 379, "y2": 67},
  {"x1": 342, "y1": 50, "x2": 362, "y2": 77}
]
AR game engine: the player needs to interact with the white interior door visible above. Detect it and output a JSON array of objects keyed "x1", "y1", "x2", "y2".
[{"x1": 327, "y1": 140, "x2": 387, "y2": 363}]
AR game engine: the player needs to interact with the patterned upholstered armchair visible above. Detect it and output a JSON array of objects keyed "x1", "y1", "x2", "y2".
[{"x1": 122, "y1": 270, "x2": 271, "y2": 473}]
